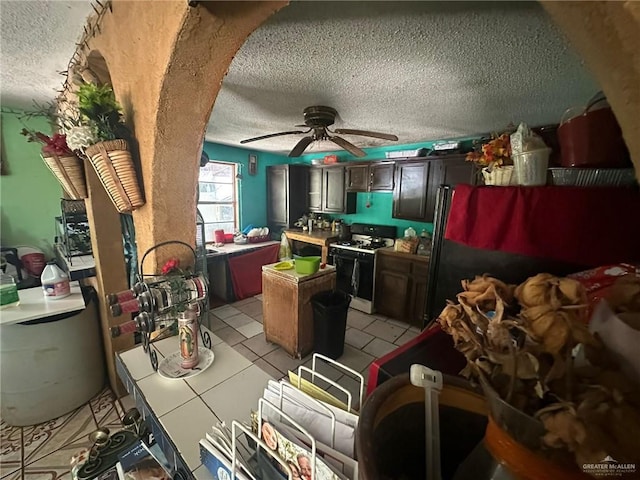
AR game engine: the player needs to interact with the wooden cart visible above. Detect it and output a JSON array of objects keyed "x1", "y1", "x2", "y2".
[{"x1": 261, "y1": 263, "x2": 336, "y2": 358}]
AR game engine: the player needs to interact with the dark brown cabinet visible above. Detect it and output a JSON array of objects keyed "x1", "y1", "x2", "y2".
[
  {"x1": 308, "y1": 166, "x2": 356, "y2": 214},
  {"x1": 346, "y1": 162, "x2": 395, "y2": 192},
  {"x1": 374, "y1": 250, "x2": 429, "y2": 328},
  {"x1": 309, "y1": 167, "x2": 323, "y2": 211},
  {"x1": 267, "y1": 164, "x2": 309, "y2": 231},
  {"x1": 346, "y1": 164, "x2": 370, "y2": 191},
  {"x1": 370, "y1": 162, "x2": 395, "y2": 190},
  {"x1": 392, "y1": 155, "x2": 476, "y2": 222},
  {"x1": 392, "y1": 161, "x2": 431, "y2": 221}
]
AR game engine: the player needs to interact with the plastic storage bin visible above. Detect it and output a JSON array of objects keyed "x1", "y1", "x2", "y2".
[
  {"x1": 311, "y1": 290, "x2": 351, "y2": 359},
  {"x1": 512, "y1": 148, "x2": 551, "y2": 186},
  {"x1": 294, "y1": 256, "x2": 321, "y2": 275}
]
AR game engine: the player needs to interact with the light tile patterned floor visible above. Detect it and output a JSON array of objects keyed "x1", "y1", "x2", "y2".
[
  {"x1": 0, "y1": 387, "x2": 128, "y2": 480},
  {"x1": 210, "y1": 295, "x2": 421, "y2": 403},
  {"x1": 0, "y1": 296, "x2": 420, "y2": 479}
]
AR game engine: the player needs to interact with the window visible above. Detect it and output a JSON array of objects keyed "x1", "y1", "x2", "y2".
[{"x1": 198, "y1": 161, "x2": 237, "y2": 242}]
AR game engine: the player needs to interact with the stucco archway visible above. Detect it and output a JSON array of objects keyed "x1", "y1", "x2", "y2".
[{"x1": 72, "y1": 0, "x2": 639, "y2": 392}]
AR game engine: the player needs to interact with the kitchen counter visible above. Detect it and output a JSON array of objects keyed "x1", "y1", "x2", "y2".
[
  {"x1": 284, "y1": 229, "x2": 339, "y2": 263},
  {"x1": 0, "y1": 281, "x2": 85, "y2": 326},
  {"x1": 261, "y1": 262, "x2": 336, "y2": 283},
  {"x1": 377, "y1": 246, "x2": 430, "y2": 263},
  {"x1": 205, "y1": 240, "x2": 279, "y2": 258}
]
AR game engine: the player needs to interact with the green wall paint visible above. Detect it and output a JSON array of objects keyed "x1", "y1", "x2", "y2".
[
  {"x1": 1, "y1": 112, "x2": 62, "y2": 258},
  {"x1": 203, "y1": 135, "x2": 479, "y2": 238},
  {"x1": 289, "y1": 136, "x2": 477, "y2": 237},
  {"x1": 202, "y1": 142, "x2": 287, "y2": 231}
]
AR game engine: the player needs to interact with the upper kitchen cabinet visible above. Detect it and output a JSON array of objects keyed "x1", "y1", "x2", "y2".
[
  {"x1": 392, "y1": 160, "x2": 431, "y2": 221},
  {"x1": 309, "y1": 165, "x2": 357, "y2": 214},
  {"x1": 346, "y1": 162, "x2": 395, "y2": 192},
  {"x1": 267, "y1": 164, "x2": 309, "y2": 230},
  {"x1": 392, "y1": 155, "x2": 476, "y2": 222}
]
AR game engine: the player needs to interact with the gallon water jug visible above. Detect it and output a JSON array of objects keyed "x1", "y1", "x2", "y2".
[{"x1": 41, "y1": 261, "x2": 71, "y2": 299}]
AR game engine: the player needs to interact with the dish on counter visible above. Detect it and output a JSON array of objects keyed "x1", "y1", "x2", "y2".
[{"x1": 273, "y1": 261, "x2": 294, "y2": 270}]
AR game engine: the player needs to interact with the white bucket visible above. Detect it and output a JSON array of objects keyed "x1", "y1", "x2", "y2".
[{"x1": 513, "y1": 148, "x2": 551, "y2": 186}]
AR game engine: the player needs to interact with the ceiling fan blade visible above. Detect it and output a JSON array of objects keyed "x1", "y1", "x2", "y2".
[
  {"x1": 330, "y1": 136, "x2": 366, "y2": 157},
  {"x1": 240, "y1": 130, "x2": 308, "y2": 144},
  {"x1": 333, "y1": 128, "x2": 398, "y2": 141},
  {"x1": 289, "y1": 136, "x2": 315, "y2": 157}
]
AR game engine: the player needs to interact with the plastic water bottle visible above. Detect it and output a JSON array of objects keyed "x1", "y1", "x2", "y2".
[
  {"x1": 0, "y1": 273, "x2": 20, "y2": 308},
  {"x1": 41, "y1": 261, "x2": 71, "y2": 300}
]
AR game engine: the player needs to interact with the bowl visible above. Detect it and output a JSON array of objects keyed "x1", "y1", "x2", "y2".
[
  {"x1": 294, "y1": 256, "x2": 321, "y2": 274},
  {"x1": 224, "y1": 233, "x2": 234, "y2": 243}
]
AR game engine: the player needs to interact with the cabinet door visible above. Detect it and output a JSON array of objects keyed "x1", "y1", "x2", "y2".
[
  {"x1": 392, "y1": 161, "x2": 430, "y2": 221},
  {"x1": 308, "y1": 168, "x2": 323, "y2": 212},
  {"x1": 323, "y1": 167, "x2": 346, "y2": 213},
  {"x1": 375, "y1": 270, "x2": 409, "y2": 320},
  {"x1": 267, "y1": 166, "x2": 288, "y2": 226},
  {"x1": 409, "y1": 263, "x2": 430, "y2": 328},
  {"x1": 346, "y1": 165, "x2": 370, "y2": 192},
  {"x1": 425, "y1": 156, "x2": 476, "y2": 220},
  {"x1": 370, "y1": 163, "x2": 395, "y2": 191}
]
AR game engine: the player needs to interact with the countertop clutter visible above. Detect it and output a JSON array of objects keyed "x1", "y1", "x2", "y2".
[
  {"x1": 0, "y1": 280, "x2": 85, "y2": 325},
  {"x1": 205, "y1": 240, "x2": 279, "y2": 258}
]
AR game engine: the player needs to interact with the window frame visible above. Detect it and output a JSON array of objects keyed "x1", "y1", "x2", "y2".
[{"x1": 197, "y1": 160, "x2": 238, "y2": 242}]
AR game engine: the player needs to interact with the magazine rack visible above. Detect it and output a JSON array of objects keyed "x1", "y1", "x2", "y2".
[
  {"x1": 137, "y1": 240, "x2": 212, "y2": 371},
  {"x1": 202, "y1": 353, "x2": 364, "y2": 480},
  {"x1": 296, "y1": 353, "x2": 365, "y2": 411}
]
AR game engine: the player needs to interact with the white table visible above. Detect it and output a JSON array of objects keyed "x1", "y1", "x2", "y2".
[
  {"x1": 0, "y1": 281, "x2": 104, "y2": 426},
  {"x1": 116, "y1": 327, "x2": 274, "y2": 479},
  {"x1": 0, "y1": 281, "x2": 85, "y2": 326}
]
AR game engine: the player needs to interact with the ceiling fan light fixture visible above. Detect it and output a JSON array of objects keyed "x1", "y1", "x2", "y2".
[{"x1": 240, "y1": 105, "x2": 397, "y2": 158}]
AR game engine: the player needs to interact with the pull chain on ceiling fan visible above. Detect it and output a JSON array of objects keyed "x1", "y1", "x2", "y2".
[{"x1": 240, "y1": 106, "x2": 398, "y2": 157}]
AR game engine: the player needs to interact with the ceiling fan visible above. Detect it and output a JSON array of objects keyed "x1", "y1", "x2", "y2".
[{"x1": 240, "y1": 106, "x2": 398, "y2": 158}]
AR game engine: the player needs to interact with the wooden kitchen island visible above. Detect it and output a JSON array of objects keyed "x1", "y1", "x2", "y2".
[
  {"x1": 284, "y1": 229, "x2": 339, "y2": 264},
  {"x1": 262, "y1": 262, "x2": 336, "y2": 358}
]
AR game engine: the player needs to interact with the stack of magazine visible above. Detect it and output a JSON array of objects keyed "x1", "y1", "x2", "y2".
[{"x1": 199, "y1": 354, "x2": 363, "y2": 480}]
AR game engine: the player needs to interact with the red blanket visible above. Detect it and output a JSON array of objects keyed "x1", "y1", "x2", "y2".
[
  {"x1": 227, "y1": 244, "x2": 279, "y2": 300},
  {"x1": 444, "y1": 185, "x2": 640, "y2": 267}
]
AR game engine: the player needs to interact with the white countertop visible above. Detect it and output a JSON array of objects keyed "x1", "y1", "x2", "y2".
[
  {"x1": 262, "y1": 262, "x2": 336, "y2": 283},
  {"x1": 206, "y1": 240, "x2": 279, "y2": 258},
  {"x1": 0, "y1": 281, "x2": 86, "y2": 326},
  {"x1": 117, "y1": 327, "x2": 274, "y2": 478}
]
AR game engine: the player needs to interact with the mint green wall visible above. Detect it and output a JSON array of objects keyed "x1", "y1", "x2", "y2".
[
  {"x1": 204, "y1": 135, "x2": 478, "y2": 238},
  {"x1": 202, "y1": 142, "x2": 287, "y2": 230},
  {"x1": 1, "y1": 112, "x2": 62, "y2": 258}
]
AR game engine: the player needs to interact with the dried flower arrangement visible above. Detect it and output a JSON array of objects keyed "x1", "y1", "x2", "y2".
[
  {"x1": 466, "y1": 133, "x2": 513, "y2": 168},
  {"x1": 438, "y1": 273, "x2": 640, "y2": 471}
]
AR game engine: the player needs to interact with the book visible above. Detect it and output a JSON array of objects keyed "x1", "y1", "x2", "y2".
[{"x1": 116, "y1": 441, "x2": 171, "y2": 480}]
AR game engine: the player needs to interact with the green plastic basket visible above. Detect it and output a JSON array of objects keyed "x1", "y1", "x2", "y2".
[{"x1": 294, "y1": 256, "x2": 321, "y2": 274}]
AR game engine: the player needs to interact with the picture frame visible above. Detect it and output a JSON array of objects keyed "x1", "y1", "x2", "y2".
[{"x1": 248, "y1": 154, "x2": 257, "y2": 176}]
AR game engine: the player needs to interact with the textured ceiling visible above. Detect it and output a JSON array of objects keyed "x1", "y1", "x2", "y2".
[
  {"x1": 1, "y1": 1, "x2": 599, "y2": 157},
  {"x1": 0, "y1": 0, "x2": 94, "y2": 109},
  {"x1": 207, "y1": 1, "x2": 600, "y2": 155}
]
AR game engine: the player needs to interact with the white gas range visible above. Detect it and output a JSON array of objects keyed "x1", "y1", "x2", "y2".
[{"x1": 328, "y1": 223, "x2": 397, "y2": 314}]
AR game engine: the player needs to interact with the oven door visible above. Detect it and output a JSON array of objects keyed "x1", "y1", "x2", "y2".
[{"x1": 329, "y1": 247, "x2": 375, "y2": 301}]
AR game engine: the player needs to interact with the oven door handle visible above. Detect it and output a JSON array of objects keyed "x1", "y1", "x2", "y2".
[{"x1": 351, "y1": 258, "x2": 360, "y2": 295}]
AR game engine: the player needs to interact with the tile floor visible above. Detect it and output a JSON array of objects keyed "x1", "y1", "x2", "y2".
[
  {"x1": 208, "y1": 294, "x2": 421, "y2": 401},
  {"x1": 0, "y1": 295, "x2": 419, "y2": 479},
  {"x1": 0, "y1": 387, "x2": 136, "y2": 480}
]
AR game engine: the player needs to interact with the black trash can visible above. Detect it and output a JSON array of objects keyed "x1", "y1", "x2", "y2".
[{"x1": 311, "y1": 290, "x2": 351, "y2": 359}]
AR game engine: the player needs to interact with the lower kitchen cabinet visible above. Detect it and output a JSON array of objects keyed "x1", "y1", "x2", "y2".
[{"x1": 374, "y1": 250, "x2": 429, "y2": 328}]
